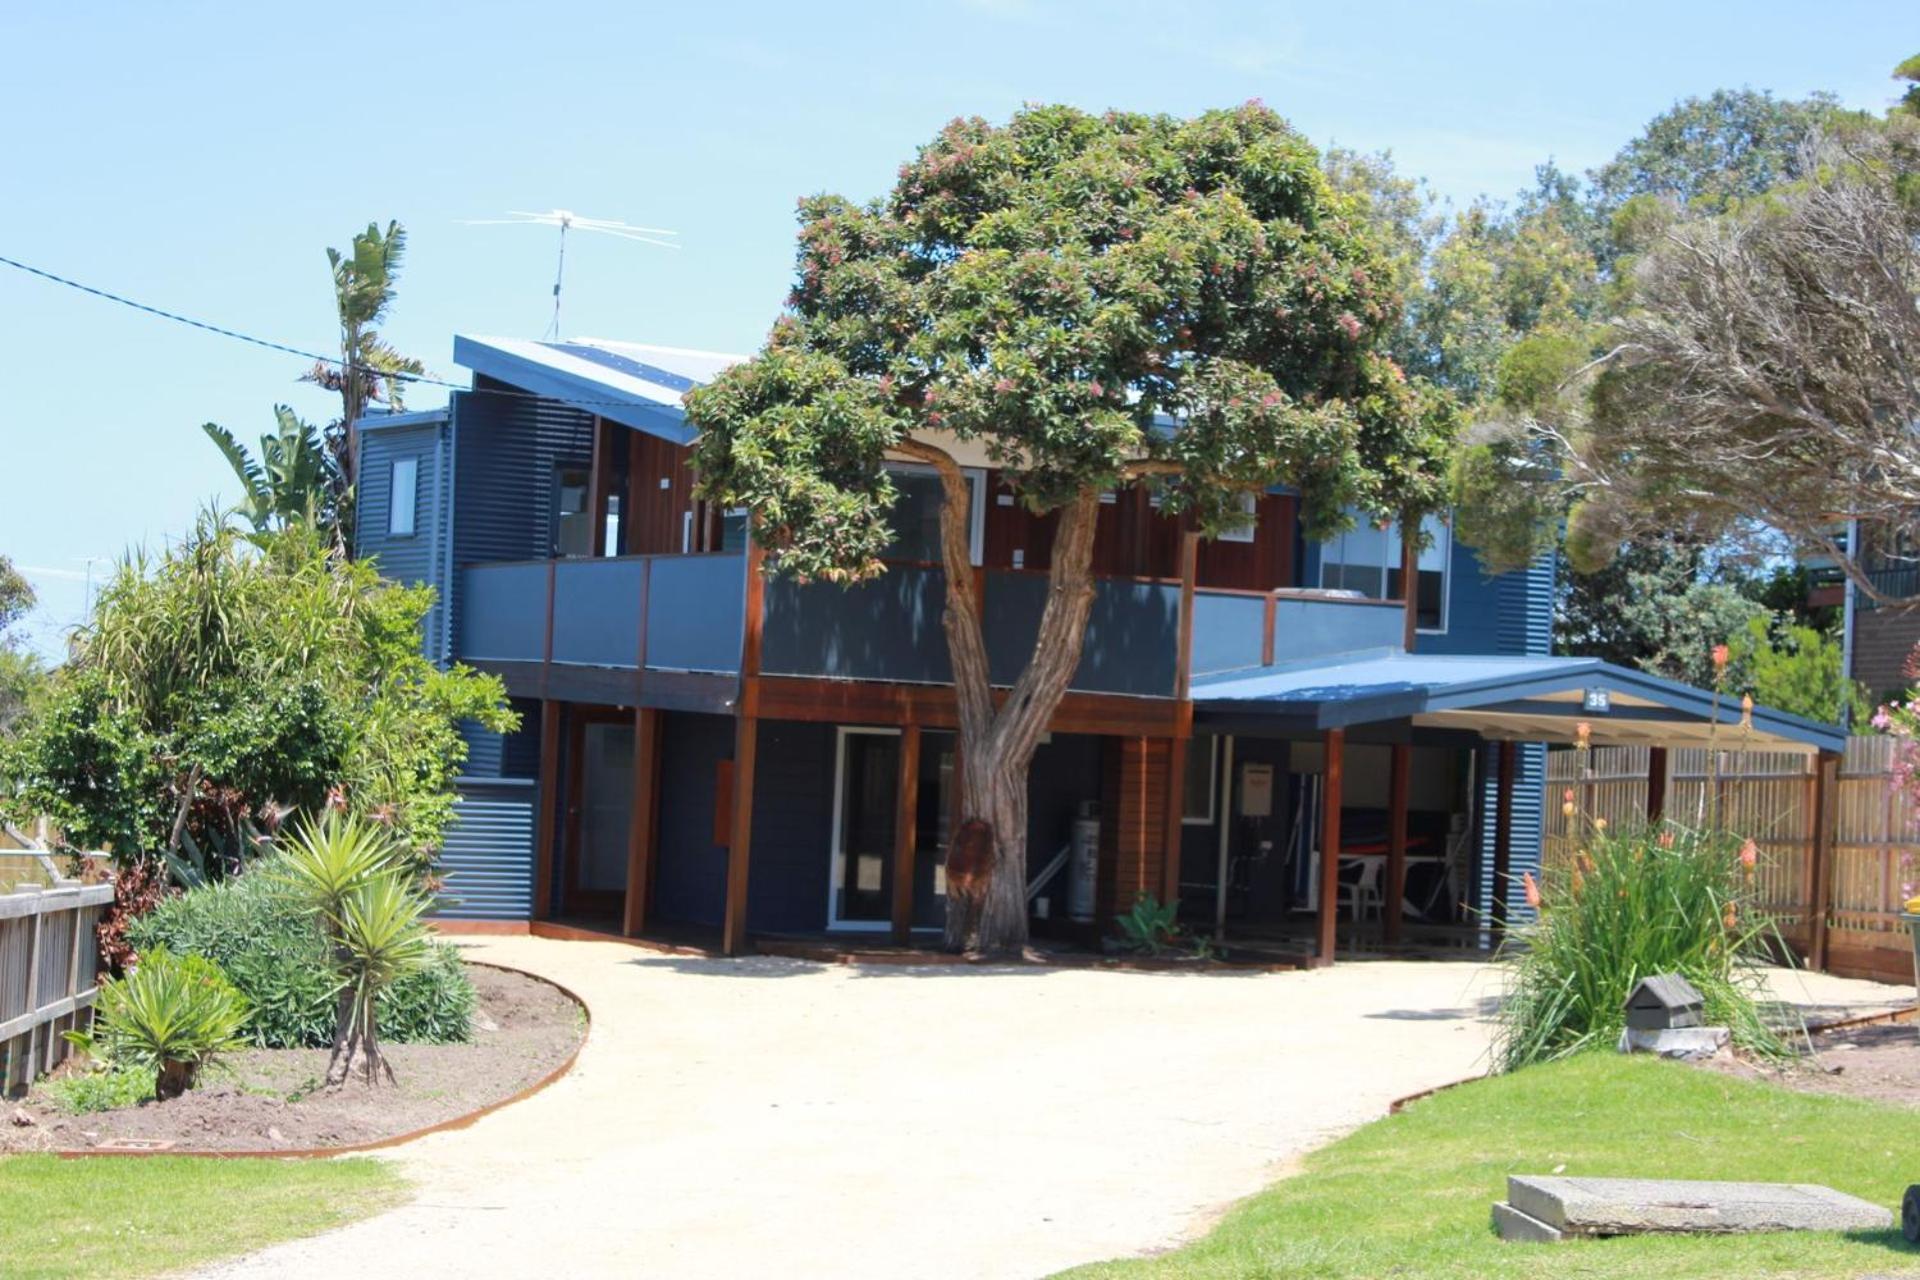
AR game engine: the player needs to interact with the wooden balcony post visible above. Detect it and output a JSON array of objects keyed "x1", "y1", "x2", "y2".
[
  {"x1": 890, "y1": 725, "x2": 922, "y2": 946},
  {"x1": 1316, "y1": 727, "x2": 1345, "y2": 965},
  {"x1": 623, "y1": 707, "x2": 663, "y2": 938},
  {"x1": 532, "y1": 700, "x2": 562, "y2": 921},
  {"x1": 723, "y1": 535, "x2": 766, "y2": 957},
  {"x1": 1646, "y1": 745, "x2": 1669, "y2": 825},
  {"x1": 1493, "y1": 739, "x2": 1517, "y2": 935},
  {"x1": 1385, "y1": 741, "x2": 1411, "y2": 946}
]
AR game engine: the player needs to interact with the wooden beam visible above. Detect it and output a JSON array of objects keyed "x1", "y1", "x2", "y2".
[
  {"x1": 1493, "y1": 739, "x2": 1516, "y2": 935},
  {"x1": 1174, "y1": 531, "x2": 1199, "y2": 700},
  {"x1": 1385, "y1": 741, "x2": 1411, "y2": 946},
  {"x1": 622, "y1": 707, "x2": 663, "y2": 938},
  {"x1": 587, "y1": 418, "x2": 611, "y2": 558},
  {"x1": 1809, "y1": 749, "x2": 1838, "y2": 972},
  {"x1": 1646, "y1": 745, "x2": 1668, "y2": 825},
  {"x1": 532, "y1": 700, "x2": 561, "y2": 921},
  {"x1": 1161, "y1": 735, "x2": 1188, "y2": 906},
  {"x1": 889, "y1": 724, "x2": 922, "y2": 946},
  {"x1": 722, "y1": 534, "x2": 766, "y2": 957},
  {"x1": 722, "y1": 716, "x2": 757, "y2": 956},
  {"x1": 1399, "y1": 521, "x2": 1419, "y2": 653},
  {"x1": 1316, "y1": 727, "x2": 1345, "y2": 965},
  {"x1": 753, "y1": 675, "x2": 1185, "y2": 738}
]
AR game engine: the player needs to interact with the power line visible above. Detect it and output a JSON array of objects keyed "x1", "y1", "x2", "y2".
[{"x1": 0, "y1": 252, "x2": 680, "y2": 410}]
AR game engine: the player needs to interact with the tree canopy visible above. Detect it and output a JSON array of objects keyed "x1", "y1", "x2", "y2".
[
  {"x1": 687, "y1": 103, "x2": 1455, "y2": 952},
  {"x1": 689, "y1": 103, "x2": 1454, "y2": 579},
  {"x1": 0, "y1": 519, "x2": 514, "y2": 874}
]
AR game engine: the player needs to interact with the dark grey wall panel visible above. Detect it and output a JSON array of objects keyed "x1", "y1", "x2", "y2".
[
  {"x1": 458, "y1": 563, "x2": 550, "y2": 663},
  {"x1": 1270, "y1": 597, "x2": 1402, "y2": 661},
  {"x1": 745, "y1": 720, "x2": 837, "y2": 933},
  {"x1": 986, "y1": 573, "x2": 1180, "y2": 697},
  {"x1": 651, "y1": 712, "x2": 733, "y2": 927},
  {"x1": 761, "y1": 567, "x2": 952, "y2": 684},
  {"x1": 551, "y1": 559, "x2": 645, "y2": 667},
  {"x1": 644, "y1": 555, "x2": 745, "y2": 674},
  {"x1": 1189, "y1": 592, "x2": 1266, "y2": 676}
]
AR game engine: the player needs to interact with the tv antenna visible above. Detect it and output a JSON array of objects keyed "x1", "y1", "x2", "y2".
[{"x1": 462, "y1": 209, "x2": 680, "y2": 339}]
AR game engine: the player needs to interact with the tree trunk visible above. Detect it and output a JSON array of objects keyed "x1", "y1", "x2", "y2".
[
  {"x1": 893, "y1": 441, "x2": 1102, "y2": 957},
  {"x1": 324, "y1": 979, "x2": 393, "y2": 1087}
]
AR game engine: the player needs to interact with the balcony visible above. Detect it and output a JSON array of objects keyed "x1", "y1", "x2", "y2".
[{"x1": 455, "y1": 556, "x2": 1408, "y2": 704}]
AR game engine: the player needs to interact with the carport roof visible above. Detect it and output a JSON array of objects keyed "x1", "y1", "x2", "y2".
[{"x1": 1191, "y1": 650, "x2": 1847, "y2": 754}]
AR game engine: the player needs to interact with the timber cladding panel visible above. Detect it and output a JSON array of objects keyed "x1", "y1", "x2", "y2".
[{"x1": 1096, "y1": 736, "x2": 1173, "y2": 923}]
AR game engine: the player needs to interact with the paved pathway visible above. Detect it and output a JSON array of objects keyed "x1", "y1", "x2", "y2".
[{"x1": 193, "y1": 939, "x2": 1898, "y2": 1279}]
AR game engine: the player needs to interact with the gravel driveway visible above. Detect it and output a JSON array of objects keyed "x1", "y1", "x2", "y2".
[{"x1": 191, "y1": 938, "x2": 1500, "y2": 1279}]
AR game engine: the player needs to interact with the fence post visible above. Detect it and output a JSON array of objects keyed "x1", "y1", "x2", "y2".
[
  {"x1": 21, "y1": 901, "x2": 42, "y2": 1081},
  {"x1": 1809, "y1": 750, "x2": 1839, "y2": 973}
]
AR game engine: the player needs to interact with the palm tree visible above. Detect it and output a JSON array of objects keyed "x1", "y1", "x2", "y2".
[
  {"x1": 300, "y1": 221, "x2": 427, "y2": 517},
  {"x1": 201, "y1": 405, "x2": 336, "y2": 536}
]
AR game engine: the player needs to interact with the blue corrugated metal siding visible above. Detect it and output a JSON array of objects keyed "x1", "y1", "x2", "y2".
[
  {"x1": 448, "y1": 380, "x2": 596, "y2": 651},
  {"x1": 356, "y1": 417, "x2": 453, "y2": 661},
  {"x1": 1477, "y1": 551, "x2": 1556, "y2": 921},
  {"x1": 434, "y1": 779, "x2": 536, "y2": 920}
]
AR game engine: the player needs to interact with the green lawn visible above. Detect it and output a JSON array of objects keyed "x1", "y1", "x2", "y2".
[
  {"x1": 1059, "y1": 1054, "x2": 1920, "y2": 1279},
  {"x1": 0, "y1": 1154, "x2": 407, "y2": 1280}
]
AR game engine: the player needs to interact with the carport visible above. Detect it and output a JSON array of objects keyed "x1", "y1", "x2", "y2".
[{"x1": 1191, "y1": 652, "x2": 1850, "y2": 965}]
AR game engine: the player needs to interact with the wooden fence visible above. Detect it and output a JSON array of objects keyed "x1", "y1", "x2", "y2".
[
  {"x1": 0, "y1": 868, "x2": 112, "y2": 1095},
  {"x1": 1544, "y1": 736, "x2": 1918, "y2": 985}
]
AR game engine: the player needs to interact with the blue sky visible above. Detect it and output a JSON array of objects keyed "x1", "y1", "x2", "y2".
[{"x1": 2, "y1": 2, "x2": 1912, "y2": 660}]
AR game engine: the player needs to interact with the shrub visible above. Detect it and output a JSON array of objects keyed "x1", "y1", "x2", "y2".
[
  {"x1": 44, "y1": 1065, "x2": 154, "y2": 1114},
  {"x1": 1495, "y1": 820, "x2": 1790, "y2": 1072},
  {"x1": 126, "y1": 858, "x2": 473, "y2": 1050},
  {"x1": 1115, "y1": 893, "x2": 1184, "y2": 956},
  {"x1": 68, "y1": 948, "x2": 249, "y2": 1100}
]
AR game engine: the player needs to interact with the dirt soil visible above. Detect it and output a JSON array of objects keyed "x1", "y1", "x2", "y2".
[
  {"x1": 1707, "y1": 1016, "x2": 1920, "y2": 1107},
  {"x1": 1, "y1": 963, "x2": 584, "y2": 1153}
]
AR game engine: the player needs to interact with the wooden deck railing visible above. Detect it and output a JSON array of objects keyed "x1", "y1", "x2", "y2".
[
  {"x1": 1, "y1": 871, "x2": 112, "y2": 1094},
  {"x1": 1543, "y1": 737, "x2": 1918, "y2": 985}
]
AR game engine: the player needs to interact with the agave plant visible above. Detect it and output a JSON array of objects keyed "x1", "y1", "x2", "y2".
[
  {"x1": 278, "y1": 811, "x2": 433, "y2": 1085},
  {"x1": 67, "y1": 948, "x2": 250, "y2": 1101}
]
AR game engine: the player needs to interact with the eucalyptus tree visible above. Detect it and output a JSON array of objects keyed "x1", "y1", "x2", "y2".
[{"x1": 686, "y1": 103, "x2": 1455, "y2": 955}]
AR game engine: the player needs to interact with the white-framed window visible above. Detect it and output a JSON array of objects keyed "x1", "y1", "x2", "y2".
[
  {"x1": 1182, "y1": 735, "x2": 1219, "y2": 824},
  {"x1": 387, "y1": 457, "x2": 419, "y2": 538},
  {"x1": 884, "y1": 463, "x2": 986, "y2": 565},
  {"x1": 1319, "y1": 511, "x2": 1451, "y2": 632},
  {"x1": 1218, "y1": 491, "x2": 1258, "y2": 544}
]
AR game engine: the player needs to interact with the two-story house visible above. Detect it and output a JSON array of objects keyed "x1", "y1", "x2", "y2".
[{"x1": 356, "y1": 334, "x2": 1846, "y2": 964}]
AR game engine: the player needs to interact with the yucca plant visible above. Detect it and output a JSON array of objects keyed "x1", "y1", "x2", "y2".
[
  {"x1": 67, "y1": 948, "x2": 250, "y2": 1100},
  {"x1": 329, "y1": 872, "x2": 434, "y2": 1085},
  {"x1": 1495, "y1": 819, "x2": 1794, "y2": 1072},
  {"x1": 278, "y1": 810, "x2": 433, "y2": 1085}
]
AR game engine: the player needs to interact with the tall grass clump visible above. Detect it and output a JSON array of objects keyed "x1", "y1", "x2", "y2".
[{"x1": 1495, "y1": 817, "x2": 1791, "y2": 1072}]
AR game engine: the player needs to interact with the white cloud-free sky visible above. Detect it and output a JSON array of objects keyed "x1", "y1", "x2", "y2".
[{"x1": 3, "y1": 1, "x2": 1913, "y2": 659}]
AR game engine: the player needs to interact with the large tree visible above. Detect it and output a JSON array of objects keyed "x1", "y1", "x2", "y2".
[{"x1": 686, "y1": 104, "x2": 1453, "y2": 955}]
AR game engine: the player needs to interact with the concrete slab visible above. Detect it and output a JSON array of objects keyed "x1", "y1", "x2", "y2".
[
  {"x1": 1492, "y1": 1200, "x2": 1565, "y2": 1243},
  {"x1": 1508, "y1": 1175, "x2": 1893, "y2": 1237}
]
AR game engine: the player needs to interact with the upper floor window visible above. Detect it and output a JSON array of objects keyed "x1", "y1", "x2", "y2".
[
  {"x1": 387, "y1": 457, "x2": 419, "y2": 538},
  {"x1": 885, "y1": 464, "x2": 985, "y2": 565},
  {"x1": 1217, "y1": 492, "x2": 1258, "y2": 544},
  {"x1": 552, "y1": 465, "x2": 593, "y2": 558},
  {"x1": 1319, "y1": 512, "x2": 1451, "y2": 632}
]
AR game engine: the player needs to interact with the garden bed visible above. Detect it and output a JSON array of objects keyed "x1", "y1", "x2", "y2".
[
  {"x1": 0, "y1": 963, "x2": 583, "y2": 1154},
  {"x1": 1705, "y1": 1014, "x2": 1920, "y2": 1109}
]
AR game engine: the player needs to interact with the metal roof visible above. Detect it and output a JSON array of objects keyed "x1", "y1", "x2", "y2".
[
  {"x1": 452, "y1": 334, "x2": 746, "y2": 444},
  {"x1": 1192, "y1": 650, "x2": 1847, "y2": 753}
]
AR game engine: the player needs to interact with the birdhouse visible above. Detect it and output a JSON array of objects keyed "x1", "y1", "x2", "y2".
[{"x1": 1624, "y1": 974, "x2": 1705, "y2": 1031}]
